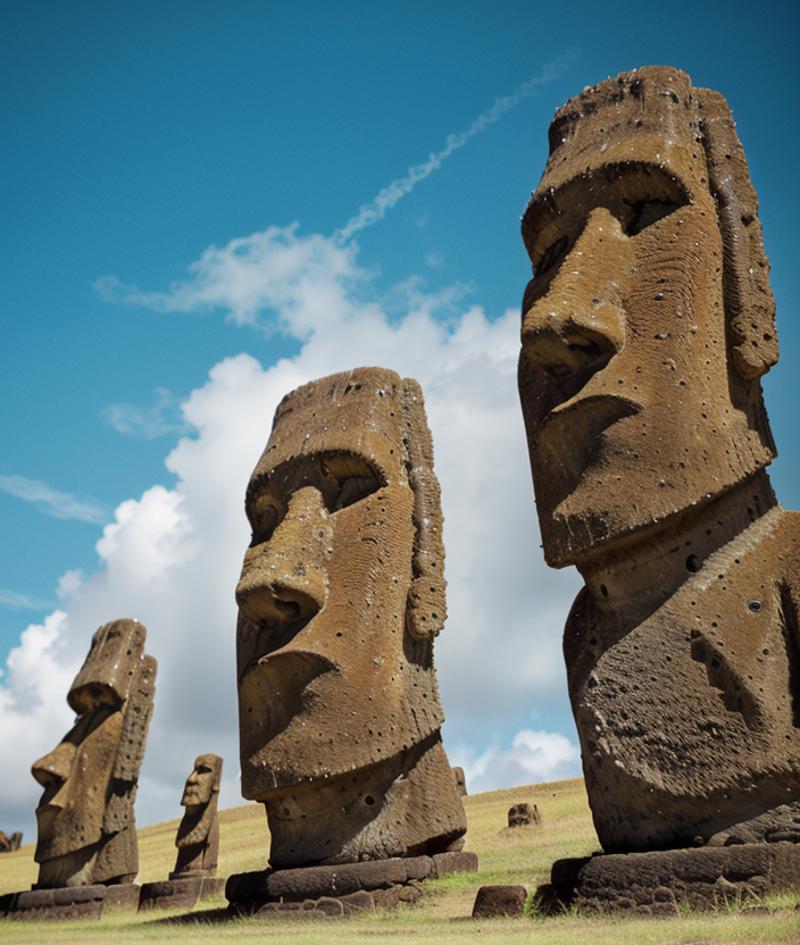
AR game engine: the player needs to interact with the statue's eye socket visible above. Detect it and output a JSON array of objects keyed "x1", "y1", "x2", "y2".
[
  {"x1": 534, "y1": 235, "x2": 570, "y2": 278},
  {"x1": 249, "y1": 492, "x2": 284, "y2": 545},
  {"x1": 321, "y1": 455, "x2": 382, "y2": 511},
  {"x1": 624, "y1": 198, "x2": 683, "y2": 236}
]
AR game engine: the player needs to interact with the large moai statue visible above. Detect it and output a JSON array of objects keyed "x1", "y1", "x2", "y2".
[
  {"x1": 170, "y1": 754, "x2": 223, "y2": 879},
  {"x1": 30, "y1": 619, "x2": 156, "y2": 889},
  {"x1": 518, "y1": 66, "x2": 800, "y2": 865},
  {"x1": 235, "y1": 367, "x2": 467, "y2": 870}
]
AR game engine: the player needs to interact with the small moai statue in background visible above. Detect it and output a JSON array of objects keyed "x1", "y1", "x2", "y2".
[
  {"x1": 518, "y1": 66, "x2": 800, "y2": 852},
  {"x1": 452, "y1": 766, "x2": 468, "y2": 797},
  {"x1": 0, "y1": 831, "x2": 22, "y2": 853},
  {"x1": 235, "y1": 367, "x2": 467, "y2": 868},
  {"x1": 507, "y1": 803, "x2": 541, "y2": 828},
  {"x1": 170, "y1": 754, "x2": 223, "y2": 879},
  {"x1": 30, "y1": 619, "x2": 156, "y2": 888}
]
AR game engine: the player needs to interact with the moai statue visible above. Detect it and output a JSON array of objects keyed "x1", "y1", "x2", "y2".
[
  {"x1": 236, "y1": 367, "x2": 467, "y2": 868},
  {"x1": 507, "y1": 803, "x2": 541, "y2": 829},
  {"x1": 31, "y1": 619, "x2": 156, "y2": 887},
  {"x1": 170, "y1": 754, "x2": 223, "y2": 879},
  {"x1": 518, "y1": 67, "x2": 800, "y2": 853},
  {"x1": 452, "y1": 766, "x2": 468, "y2": 797},
  {"x1": 0, "y1": 831, "x2": 22, "y2": 853}
]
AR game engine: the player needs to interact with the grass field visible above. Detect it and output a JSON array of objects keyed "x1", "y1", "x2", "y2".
[{"x1": 1, "y1": 777, "x2": 798, "y2": 944}]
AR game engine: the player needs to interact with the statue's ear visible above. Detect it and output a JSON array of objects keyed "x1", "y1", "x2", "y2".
[
  {"x1": 401, "y1": 379, "x2": 447, "y2": 641},
  {"x1": 103, "y1": 654, "x2": 157, "y2": 835},
  {"x1": 699, "y1": 88, "x2": 778, "y2": 380}
]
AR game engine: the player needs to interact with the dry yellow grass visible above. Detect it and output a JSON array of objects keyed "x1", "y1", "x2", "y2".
[{"x1": 1, "y1": 777, "x2": 798, "y2": 944}]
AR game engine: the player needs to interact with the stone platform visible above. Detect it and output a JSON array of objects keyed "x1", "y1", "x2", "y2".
[
  {"x1": 0, "y1": 883, "x2": 140, "y2": 921},
  {"x1": 536, "y1": 842, "x2": 800, "y2": 915},
  {"x1": 139, "y1": 875, "x2": 226, "y2": 911},
  {"x1": 226, "y1": 850, "x2": 478, "y2": 918}
]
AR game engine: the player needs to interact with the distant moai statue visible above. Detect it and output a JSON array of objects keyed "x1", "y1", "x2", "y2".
[
  {"x1": 170, "y1": 754, "x2": 223, "y2": 879},
  {"x1": 31, "y1": 620, "x2": 156, "y2": 887},
  {"x1": 0, "y1": 832, "x2": 22, "y2": 853},
  {"x1": 518, "y1": 66, "x2": 800, "y2": 852},
  {"x1": 235, "y1": 367, "x2": 466, "y2": 867},
  {"x1": 452, "y1": 766, "x2": 468, "y2": 797},
  {"x1": 508, "y1": 803, "x2": 541, "y2": 828}
]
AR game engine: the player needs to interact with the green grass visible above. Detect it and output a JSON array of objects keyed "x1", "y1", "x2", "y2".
[{"x1": 1, "y1": 777, "x2": 798, "y2": 944}]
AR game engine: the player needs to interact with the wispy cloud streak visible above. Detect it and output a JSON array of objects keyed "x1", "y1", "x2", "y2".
[
  {"x1": 332, "y1": 52, "x2": 577, "y2": 243},
  {"x1": 103, "y1": 388, "x2": 189, "y2": 439},
  {"x1": 0, "y1": 474, "x2": 107, "y2": 524},
  {"x1": 0, "y1": 588, "x2": 54, "y2": 611}
]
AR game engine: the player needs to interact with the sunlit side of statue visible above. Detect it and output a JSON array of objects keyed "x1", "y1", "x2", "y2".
[
  {"x1": 235, "y1": 367, "x2": 466, "y2": 867},
  {"x1": 170, "y1": 754, "x2": 223, "y2": 879},
  {"x1": 518, "y1": 66, "x2": 800, "y2": 852},
  {"x1": 31, "y1": 619, "x2": 156, "y2": 887}
]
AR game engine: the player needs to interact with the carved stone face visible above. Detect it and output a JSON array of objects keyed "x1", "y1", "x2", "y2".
[
  {"x1": 236, "y1": 368, "x2": 445, "y2": 802},
  {"x1": 31, "y1": 620, "x2": 154, "y2": 886},
  {"x1": 180, "y1": 754, "x2": 221, "y2": 808},
  {"x1": 519, "y1": 68, "x2": 776, "y2": 568}
]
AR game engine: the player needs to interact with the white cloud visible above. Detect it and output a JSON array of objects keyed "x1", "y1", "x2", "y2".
[
  {"x1": 460, "y1": 729, "x2": 581, "y2": 794},
  {"x1": 102, "y1": 388, "x2": 189, "y2": 439},
  {"x1": 4, "y1": 227, "x2": 582, "y2": 840},
  {"x1": 0, "y1": 474, "x2": 107, "y2": 524}
]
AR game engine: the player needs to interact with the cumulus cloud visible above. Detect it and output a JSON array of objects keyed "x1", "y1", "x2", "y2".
[
  {"x1": 462, "y1": 729, "x2": 581, "y2": 794},
  {"x1": 0, "y1": 474, "x2": 108, "y2": 524},
  {"x1": 4, "y1": 49, "x2": 586, "y2": 834},
  {"x1": 1, "y1": 225, "x2": 582, "y2": 839},
  {"x1": 102, "y1": 388, "x2": 189, "y2": 439}
]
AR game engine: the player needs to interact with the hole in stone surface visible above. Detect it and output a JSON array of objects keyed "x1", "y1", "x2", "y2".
[
  {"x1": 686, "y1": 554, "x2": 701, "y2": 573},
  {"x1": 364, "y1": 795, "x2": 376, "y2": 806},
  {"x1": 748, "y1": 600, "x2": 762, "y2": 613}
]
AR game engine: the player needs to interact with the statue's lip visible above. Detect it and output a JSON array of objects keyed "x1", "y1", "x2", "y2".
[
  {"x1": 240, "y1": 647, "x2": 337, "y2": 682},
  {"x1": 540, "y1": 392, "x2": 641, "y2": 436},
  {"x1": 35, "y1": 802, "x2": 62, "y2": 817}
]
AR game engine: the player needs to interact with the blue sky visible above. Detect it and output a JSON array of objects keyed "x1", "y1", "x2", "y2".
[{"x1": 2, "y1": 1, "x2": 798, "y2": 831}]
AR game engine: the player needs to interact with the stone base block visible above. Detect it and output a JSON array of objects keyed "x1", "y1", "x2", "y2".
[
  {"x1": 226, "y1": 850, "x2": 478, "y2": 918},
  {"x1": 139, "y1": 876, "x2": 226, "y2": 911},
  {"x1": 472, "y1": 885, "x2": 527, "y2": 918},
  {"x1": 536, "y1": 842, "x2": 800, "y2": 915},
  {"x1": 0, "y1": 883, "x2": 140, "y2": 921}
]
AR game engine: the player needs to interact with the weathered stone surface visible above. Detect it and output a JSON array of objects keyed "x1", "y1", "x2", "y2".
[
  {"x1": 432, "y1": 850, "x2": 478, "y2": 877},
  {"x1": 4, "y1": 883, "x2": 140, "y2": 920},
  {"x1": 0, "y1": 831, "x2": 22, "y2": 853},
  {"x1": 518, "y1": 66, "x2": 800, "y2": 855},
  {"x1": 235, "y1": 368, "x2": 466, "y2": 869},
  {"x1": 170, "y1": 754, "x2": 223, "y2": 879},
  {"x1": 102, "y1": 884, "x2": 141, "y2": 910},
  {"x1": 226, "y1": 850, "x2": 475, "y2": 916},
  {"x1": 472, "y1": 885, "x2": 527, "y2": 918},
  {"x1": 29, "y1": 620, "x2": 156, "y2": 888},
  {"x1": 139, "y1": 878, "x2": 202, "y2": 911},
  {"x1": 452, "y1": 766, "x2": 467, "y2": 796},
  {"x1": 507, "y1": 803, "x2": 541, "y2": 828},
  {"x1": 537, "y1": 843, "x2": 800, "y2": 915}
]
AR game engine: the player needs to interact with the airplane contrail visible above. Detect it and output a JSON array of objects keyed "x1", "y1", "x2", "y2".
[{"x1": 333, "y1": 52, "x2": 578, "y2": 244}]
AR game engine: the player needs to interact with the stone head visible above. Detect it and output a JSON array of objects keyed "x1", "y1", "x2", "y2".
[
  {"x1": 236, "y1": 367, "x2": 447, "y2": 801},
  {"x1": 518, "y1": 66, "x2": 777, "y2": 568},
  {"x1": 180, "y1": 754, "x2": 222, "y2": 810},
  {"x1": 31, "y1": 619, "x2": 156, "y2": 886}
]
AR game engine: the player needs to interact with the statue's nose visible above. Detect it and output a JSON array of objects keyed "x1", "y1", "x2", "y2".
[
  {"x1": 521, "y1": 207, "x2": 631, "y2": 382},
  {"x1": 236, "y1": 486, "x2": 330, "y2": 627},
  {"x1": 32, "y1": 741, "x2": 76, "y2": 792}
]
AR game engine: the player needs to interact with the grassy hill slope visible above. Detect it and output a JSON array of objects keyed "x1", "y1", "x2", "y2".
[{"x1": 1, "y1": 777, "x2": 798, "y2": 944}]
